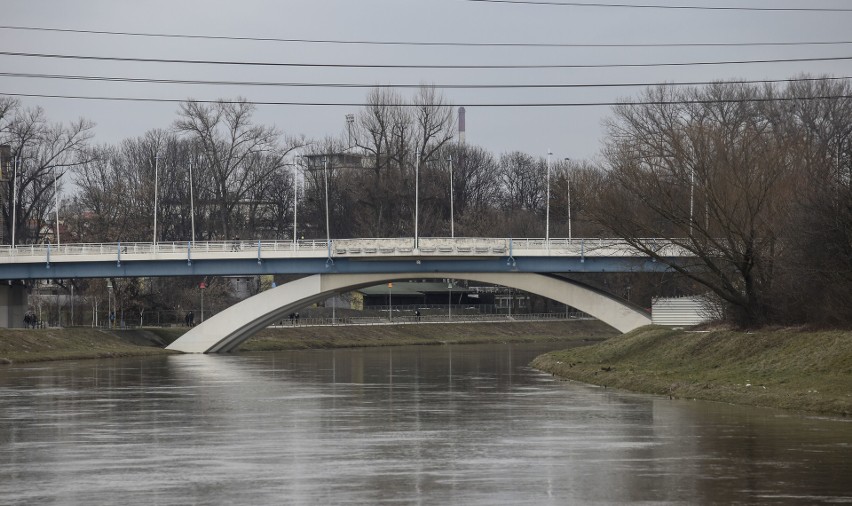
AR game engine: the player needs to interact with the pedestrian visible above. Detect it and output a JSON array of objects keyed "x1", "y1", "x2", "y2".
[
  {"x1": 23, "y1": 313, "x2": 31, "y2": 329},
  {"x1": 415, "y1": 310, "x2": 421, "y2": 323},
  {"x1": 295, "y1": 312, "x2": 299, "y2": 326},
  {"x1": 185, "y1": 313, "x2": 191, "y2": 327},
  {"x1": 109, "y1": 311, "x2": 116, "y2": 329},
  {"x1": 189, "y1": 311, "x2": 195, "y2": 327}
]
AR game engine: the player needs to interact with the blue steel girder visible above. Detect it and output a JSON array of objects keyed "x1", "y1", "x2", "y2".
[{"x1": 0, "y1": 256, "x2": 676, "y2": 280}]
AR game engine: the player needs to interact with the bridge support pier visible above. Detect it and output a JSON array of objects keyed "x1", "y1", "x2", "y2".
[{"x1": 0, "y1": 284, "x2": 28, "y2": 328}]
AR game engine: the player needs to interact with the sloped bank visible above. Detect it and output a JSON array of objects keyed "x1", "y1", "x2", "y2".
[
  {"x1": 531, "y1": 325, "x2": 852, "y2": 416},
  {"x1": 1, "y1": 320, "x2": 615, "y2": 364},
  {"x1": 0, "y1": 328, "x2": 174, "y2": 364}
]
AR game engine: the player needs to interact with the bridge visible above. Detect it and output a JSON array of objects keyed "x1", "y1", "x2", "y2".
[
  {"x1": 0, "y1": 237, "x2": 690, "y2": 353},
  {"x1": 0, "y1": 237, "x2": 686, "y2": 279}
]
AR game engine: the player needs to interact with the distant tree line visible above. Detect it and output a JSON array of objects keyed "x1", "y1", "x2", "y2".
[{"x1": 0, "y1": 76, "x2": 849, "y2": 327}]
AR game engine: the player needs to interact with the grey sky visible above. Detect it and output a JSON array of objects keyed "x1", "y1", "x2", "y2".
[{"x1": 2, "y1": 0, "x2": 851, "y2": 161}]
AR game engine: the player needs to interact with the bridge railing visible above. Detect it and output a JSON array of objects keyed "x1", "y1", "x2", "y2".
[{"x1": 0, "y1": 237, "x2": 694, "y2": 259}]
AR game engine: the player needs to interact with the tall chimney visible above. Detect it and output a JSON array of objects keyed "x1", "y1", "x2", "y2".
[{"x1": 458, "y1": 107, "x2": 466, "y2": 144}]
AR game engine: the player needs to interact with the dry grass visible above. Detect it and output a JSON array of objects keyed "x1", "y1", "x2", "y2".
[
  {"x1": 1, "y1": 321, "x2": 615, "y2": 364},
  {"x1": 532, "y1": 326, "x2": 852, "y2": 416},
  {"x1": 0, "y1": 328, "x2": 174, "y2": 364},
  {"x1": 241, "y1": 320, "x2": 614, "y2": 351}
]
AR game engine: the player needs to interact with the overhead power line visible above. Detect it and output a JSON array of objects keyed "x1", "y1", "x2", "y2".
[
  {"x1": 2, "y1": 91, "x2": 850, "y2": 108},
  {"x1": 0, "y1": 25, "x2": 850, "y2": 48},
  {"x1": 461, "y1": 0, "x2": 852, "y2": 12},
  {"x1": 1, "y1": 71, "x2": 849, "y2": 90},
  {"x1": 1, "y1": 50, "x2": 851, "y2": 69}
]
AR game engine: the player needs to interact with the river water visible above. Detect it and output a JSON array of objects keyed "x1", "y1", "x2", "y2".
[{"x1": 1, "y1": 341, "x2": 850, "y2": 505}]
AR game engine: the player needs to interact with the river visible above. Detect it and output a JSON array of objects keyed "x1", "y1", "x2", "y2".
[{"x1": 1, "y1": 341, "x2": 850, "y2": 505}]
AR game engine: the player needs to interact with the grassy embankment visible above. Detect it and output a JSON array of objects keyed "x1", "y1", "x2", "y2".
[
  {"x1": 1, "y1": 320, "x2": 614, "y2": 364},
  {"x1": 0, "y1": 328, "x2": 175, "y2": 364},
  {"x1": 532, "y1": 325, "x2": 852, "y2": 416},
  {"x1": 152, "y1": 320, "x2": 614, "y2": 351}
]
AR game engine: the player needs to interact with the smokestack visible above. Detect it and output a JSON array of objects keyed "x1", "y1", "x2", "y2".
[{"x1": 458, "y1": 107, "x2": 466, "y2": 144}]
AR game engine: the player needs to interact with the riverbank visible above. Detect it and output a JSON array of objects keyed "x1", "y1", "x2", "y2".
[
  {"x1": 531, "y1": 325, "x2": 852, "y2": 416},
  {"x1": 152, "y1": 320, "x2": 615, "y2": 351},
  {"x1": 0, "y1": 328, "x2": 175, "y2": 364},
  {"x1": 1, "y1": 320, "x2": 615, "y2": 364}
]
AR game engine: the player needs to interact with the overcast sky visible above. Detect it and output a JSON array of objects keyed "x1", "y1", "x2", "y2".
[{"x1": 2, "y1": 0, "x2": 851, "y2": 161}]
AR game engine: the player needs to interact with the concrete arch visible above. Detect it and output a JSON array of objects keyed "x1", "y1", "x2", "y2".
[{"x1": 166, "y1": 272, "x2": 651, "y2": 354}]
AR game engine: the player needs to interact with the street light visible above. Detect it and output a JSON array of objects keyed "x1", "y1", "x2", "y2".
[
  {"x1": 107, "y1": 280, "x2": 113, "y2": 329},
  {"x1": 188, "y1": 158, "x2": 196, "y2": 244},
  {"x1": 546, "y1": 150, "x2": 552, "y2": 244},
  {"x1": 689, "y1": 165, "x2": 695, "y2": 237},
  {"x1": 11, "y1": 156, "x2": 19, "y2": 247},
  {"x1": 53, "y1": 165, "x2": 60, "y2": 246},
  {"x1": 448, "y1": 155, "x2": 454, "y2": 238},
  {"x1": 153, "y1": 154, "x2": 160, "y2": 247},
  {"x1": 414, "y1": 148, "x2": 421, "y2": 249},
  {"x1": 322, "y1": 157, "x2": 330, "y2": 246},
  {"x1": 448, "y1": 280, "x2": 453, "y2": 320},
  {"x1": 564, "y1": 157, "x2": 572, "y2": 242},
  {"x1": 292, "y1": 155, "x2": 301, "y2": 246}
]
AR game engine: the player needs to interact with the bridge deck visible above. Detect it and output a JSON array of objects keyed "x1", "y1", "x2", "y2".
[
  {"x1": 0, "y1": 237, "x2": 688, "y2": 263},
  {"x1": 0, "y1": 238, "x2": 692, "y2": 279}
]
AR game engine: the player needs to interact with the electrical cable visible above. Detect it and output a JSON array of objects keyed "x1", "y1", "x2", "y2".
[
  {"x1": 1, "y1": 71, "x2": 849, "y2": 90},
  {"x1": 2, "y1": 91, "x2": 849, "y2": 107},
  {"x1": 1, "y1": 50, "x2": 851, "y2": 69},
  {"x1": 0, "y1": 25, "x2": 850, "y2": 48},
  {"x1": 460, "y1": 0, "x2": 852, "y2": 12}
]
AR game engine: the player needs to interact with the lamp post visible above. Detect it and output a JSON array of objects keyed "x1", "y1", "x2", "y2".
[
  {"x1": 448, "y1": 156, "x2": 454, "y2": 238},
  {"x1": 199, "y1": 281, "x2": 206, "y2": 323},
  {"x1": 107, "y1": 280, "x2": 113, "y2": 329},
  {"x1": 689, "y1": 165, "x2": 695, "y2": 237},
  {"x1": 322, "y1": 157, "x2": 330, "y2": 247},
  {"x1": 448, "y1": 280, "x2": 452, "y2": 321},
  {"x1": 53, "y1": 165, "x2": 60, "y2": 246},
  {"x1": 153, "y1": 154, "x2": 160, "y2": 247},
  {"x1": 188, "y1": 159, "x2": 196, "y2": 244},
  {"x1": 11, "y1": 156, "x2": 18, "y2": 247},
  {"x1": 564, "y1": 157, "x2": 571, "y2": 242},
  {"x1": 293, "y1": 156, "x2": 300, "y2": 245},
  {"x1": 546, "y1": 150, "x2": 552, "y2": 244},
  {"x1": 415, "y1": 149, "x2": 421, "y2": 250}
]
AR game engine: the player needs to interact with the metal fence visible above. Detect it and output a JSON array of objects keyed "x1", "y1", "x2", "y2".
[
  {"x1": 30, "y1": 308, "x2": 589, "y2": 329},
  {"x1": 269, "y1": 312, "x2": 591, "y2": 328}
]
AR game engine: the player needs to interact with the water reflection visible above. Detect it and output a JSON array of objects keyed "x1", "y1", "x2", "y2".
[{"x1": 0, "y1": 342, "x2": 850, "y2": 505}]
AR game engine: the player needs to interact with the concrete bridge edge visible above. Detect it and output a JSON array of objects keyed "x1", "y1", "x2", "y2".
[{"x1": 166, "y1": 272, "x2": 652, "y2": 354}]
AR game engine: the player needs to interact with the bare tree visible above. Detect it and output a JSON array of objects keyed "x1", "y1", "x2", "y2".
[
  {"x1": 174, "y1": 98, "x2": 297, "y2": 239},
  {"x1": 594, "y1": 83, "x2": 802, "y2": 326},
  {"x1": 1, "y1": 104, "x2": 94, "y2": 244}
]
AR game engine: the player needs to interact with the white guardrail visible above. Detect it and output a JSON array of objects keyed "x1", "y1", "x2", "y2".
[{"x1": 0, "y1": 237, "x2": 692, "y2": 261}]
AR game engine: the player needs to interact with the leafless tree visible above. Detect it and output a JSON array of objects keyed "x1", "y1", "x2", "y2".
[
  {"x1": 0, "y1": 103, "x2": 94, "y2": 244},
  {"x1": 594, "y1": 82, "x2": 807, "y2": 326},
  {"x1": 174, "y1": 98, "x2": 298, "y2": 239}
]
